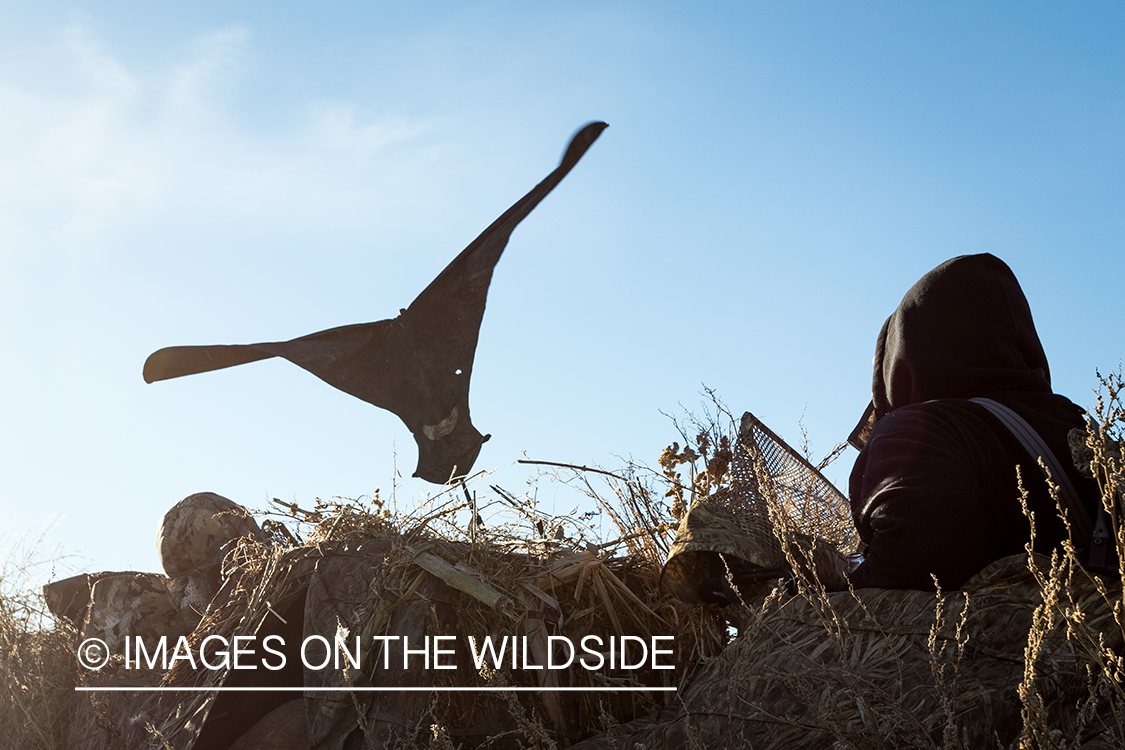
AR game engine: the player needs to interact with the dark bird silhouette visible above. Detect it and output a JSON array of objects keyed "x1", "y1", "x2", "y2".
[{"x1": 144, "y1": 121, "x2": 607, "y2": 484}]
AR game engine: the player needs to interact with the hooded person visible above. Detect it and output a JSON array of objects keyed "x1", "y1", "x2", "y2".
[{"x1": 846, "y1": 253, "x2": 1101, "y2": 590}]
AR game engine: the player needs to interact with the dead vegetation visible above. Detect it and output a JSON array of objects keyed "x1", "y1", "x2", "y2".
[
  {"x1": 84, "y1": 460, "x2": 727, "y2": 748},
  {"x1": 2, "y1": 370, "x2": 1124, "y2": 749},
  {"x1": 689, "y1": 369, "x2": 1125, "y2": 749},
  {"x1": 0, "y1": 532, "x2": 85, "y2": 749}
]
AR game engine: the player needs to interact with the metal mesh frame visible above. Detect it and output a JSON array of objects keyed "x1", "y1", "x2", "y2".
[
  {"x1": 731, "y1": 411, "x2": 858, "y2": 555},
  {"x1": 661, "y1": 410, "x2": 858, "y2": 603}
]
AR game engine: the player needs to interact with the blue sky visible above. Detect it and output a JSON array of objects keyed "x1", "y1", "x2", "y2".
[{"x1": 1, "y1": 2, "x2": 1121, "y2": 584}]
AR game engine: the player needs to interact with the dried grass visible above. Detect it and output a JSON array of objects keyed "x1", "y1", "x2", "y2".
[
  {"x1": 0, "y1": 531, "x2": 105, "y2": 749},
  {"x1": 131, "y1": 469, "x2": 726, "y2": 748},
  {"x1": 656, "y1": 370, "x2": 1125, "y2": 749},
  {"x1": 3, "y1": 372, "x2": 1124, "y2": 748}
]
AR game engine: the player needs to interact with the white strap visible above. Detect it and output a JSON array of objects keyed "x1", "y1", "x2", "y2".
[{"x1": 969, "y1": 397, "x2": 1093, "y2": 543}]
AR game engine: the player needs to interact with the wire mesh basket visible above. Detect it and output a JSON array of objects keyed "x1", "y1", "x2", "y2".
[{"x1": 661, "y1": 411, "x2": 858, "y2": 603}]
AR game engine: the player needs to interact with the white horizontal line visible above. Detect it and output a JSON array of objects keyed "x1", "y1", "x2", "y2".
[{"x1": 75, "y1": 686, "x2": 675, "y2": 693}]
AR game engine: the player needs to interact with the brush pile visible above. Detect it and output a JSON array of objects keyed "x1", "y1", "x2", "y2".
[
  {"x1": 5, "y1": 372, "x2": 1125, "y2": 749},
  {"x1": 62, "y1": 470, "x2": 728, "y2": 749}
]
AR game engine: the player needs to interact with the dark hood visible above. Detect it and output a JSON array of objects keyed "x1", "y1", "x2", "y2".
[{"x1": 850, "y1": 254, "x2": 1052, "y2": 448}]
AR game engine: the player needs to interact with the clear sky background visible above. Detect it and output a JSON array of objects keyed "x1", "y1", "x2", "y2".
[{"x1": 1, "y1": 2, "x2": 1121, "y2": 586}]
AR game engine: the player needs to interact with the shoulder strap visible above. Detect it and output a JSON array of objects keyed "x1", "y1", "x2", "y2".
[{"x1": 969, "y1": 397, "x2": 1094, "y2": 544}]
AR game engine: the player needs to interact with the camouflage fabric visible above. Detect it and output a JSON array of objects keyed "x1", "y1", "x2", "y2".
[
  {"x1": 82, "y1": 572, "x2": 197, "y2": 655},
  {"x1": 667, "y1": 496, "x2": 783, "y2": 569},
  {"x1": 45, "y1": 572, "x2": 119, "y2": 623},
  {"x1": 662, "y1": 497, "x2": 850, "y2": 604},
  {"x1": 1069, "y1": 427, "x2": 1124, "y2": 480},
  {"x1": 165, "y1": 573, "x2": 216, "y2": 627},
  {"x1": 661, "y1": 497, "x2": 787, "y2": 604},
  {"x1": 574, "y1": 553, "x2": 1122, "y2": 749},
  {"x1": 157, "y1": 492, "x2": 262, "y2": 578}
]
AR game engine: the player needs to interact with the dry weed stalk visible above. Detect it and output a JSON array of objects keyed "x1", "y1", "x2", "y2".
[
  {"x1": 1017, "y1": 368, "x2": 1125, "y2": 749},
  {"x1": 742, "y1": 449, "x2": 957, "y2": 749},
  {"x1": 0, "y1": 531, "x2": 94, "y2": 749},
  {"x1": 657, "y1": 388, "x2": 738, "y2": 522},
  {"x1": 5, "y1": 375, "x2": 1124, "y2": 749},
  {"x1": 721, "y1": 370, "x2": 1125, "y2": 750}
]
